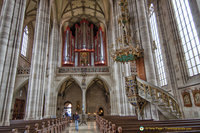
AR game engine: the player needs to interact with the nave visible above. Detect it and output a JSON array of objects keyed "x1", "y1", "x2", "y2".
[{"x1": 0, "y1": 0, "x2": 200, "y2": 130}]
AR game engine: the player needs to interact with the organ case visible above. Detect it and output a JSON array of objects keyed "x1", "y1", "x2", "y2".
[{"x1": 62, "y1": 19, "x2": 107, "y2": 66}]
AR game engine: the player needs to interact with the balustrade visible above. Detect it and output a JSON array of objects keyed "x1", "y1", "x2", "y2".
[
  {"x1": 126, "y1": 76, "x2": 182, "y2": 119},
  {"x1": 17, "y1": 68, "x2": 30, "y2": 74},
  {"x1": 58, "y1": 67, "x2": 110, "y2": 73}
]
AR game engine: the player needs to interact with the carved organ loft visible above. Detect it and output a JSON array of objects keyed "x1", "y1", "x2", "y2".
[{"x1": 62, "y1": 19, "x2": 107, "y2": 67}]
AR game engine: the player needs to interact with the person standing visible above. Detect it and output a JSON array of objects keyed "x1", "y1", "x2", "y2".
[
  {"x1": 65, "y1": 111, "x2": 68, "y2": 117},
  {"x1": 74, "y1": 112, "x2": 79, "y2": 131}
]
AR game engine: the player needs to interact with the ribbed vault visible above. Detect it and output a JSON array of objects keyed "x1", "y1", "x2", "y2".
[
  {"x1": 23, "y1": 0, "x2": 110, "y2": 29},
  {"x1": 55, "y1": 0, "x2": 110, "y2": 26}
]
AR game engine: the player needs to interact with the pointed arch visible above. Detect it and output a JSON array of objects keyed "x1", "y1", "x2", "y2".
[
  {"x1": 86, "y1": 75, "x2": 111, "y2": 93},
  {"x1": 55, "y1": 76, "x2": 82, "y2": 93},
  {"x1": 14, "y1": 78, "x2": 29, "y2": 94},
  {"x1": 56, "y1": 77, "x2": 83, "y2": 116},
  {"x1": 86, "y1": 76, "x2": 111, "y2": 115}
]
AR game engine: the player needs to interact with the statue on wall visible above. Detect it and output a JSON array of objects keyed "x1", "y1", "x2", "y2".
[
  {"x1": 192, "y1": 89, "x2": 200, "y2": 106},
  {"x1": 80, "y1": 52, "x2": 89, "y2": 66},
  {"x1": 76, "y1": 101, "x2": 81, "y2": 113},
  {"x1": 182, "y1": 91, "x2": 192, "y2": 107}
]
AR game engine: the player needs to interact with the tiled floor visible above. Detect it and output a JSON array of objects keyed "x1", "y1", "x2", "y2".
[{"x1": 63, "y1": 121, "x2": 100, "y2": 133}]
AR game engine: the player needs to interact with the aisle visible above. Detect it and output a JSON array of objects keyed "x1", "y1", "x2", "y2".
[{"x1": 63, "y1": 121, "x2": 100, "y2": 133}]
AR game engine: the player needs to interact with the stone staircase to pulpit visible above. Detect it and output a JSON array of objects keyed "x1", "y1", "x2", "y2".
[{"x1": 125, "y1": 75, "x2": 182, "y2": 120}]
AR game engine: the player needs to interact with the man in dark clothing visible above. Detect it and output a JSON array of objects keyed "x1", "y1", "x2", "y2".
[
  {"x1": 65, "y1": 111, "x2": 68, "y2": 117},
  {"x1": 74, "y1": 112, "x2": 79, "y2": 131}
]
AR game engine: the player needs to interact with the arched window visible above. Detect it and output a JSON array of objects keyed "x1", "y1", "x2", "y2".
[
  {"x1": 149, "y1": 4, "x2": 167, "y2": 86},
  {"x1": 172, "y1": 0, "x2": 200, "y2": 76},
  {"x1": 21, "y1": 26, "x2": 29, "y2": 57}
]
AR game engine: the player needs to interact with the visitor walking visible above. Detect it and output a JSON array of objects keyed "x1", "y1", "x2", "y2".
[{"x1": 74, "y1": 112, "x2": 79, "y2": 131}]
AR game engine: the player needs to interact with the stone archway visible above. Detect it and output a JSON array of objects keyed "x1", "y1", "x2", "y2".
[
  {"x1": 57, "y1": 78, "x2": 82, "y2": 117},
  {"x1": 86, "y1": 78, "x2": 110, "y2": 115}
]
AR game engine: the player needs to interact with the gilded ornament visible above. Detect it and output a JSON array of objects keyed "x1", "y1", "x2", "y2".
[{"x1": 112, "y1": 0, "x2": 143, "y2": 63}]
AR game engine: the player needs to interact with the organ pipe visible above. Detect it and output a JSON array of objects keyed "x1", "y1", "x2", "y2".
[
  {"x1": 63, "y1": 27, "x2": 74, "y2": 65},
  {"x1": 62, "y1": 19, "x2": 106, "y2": 66},
  {"x1": 100, "y1": 29, "x2": 104, "y2": 62},
  {"x1": 94, "y1": 27, "x2": 106, "y2": 65}
]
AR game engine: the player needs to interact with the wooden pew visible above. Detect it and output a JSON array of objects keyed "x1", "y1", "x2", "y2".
[
  {"x1": 0, "y1": 118, "x2": 68, "y2": 133},
  {"x1": 96, "y1": 115, "x2": 200, "y2": 133}
]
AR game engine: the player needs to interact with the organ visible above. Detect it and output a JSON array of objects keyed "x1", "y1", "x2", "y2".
[
  {"x1": 63, "y1": 27, "x2": 74, "y2": 65},
  {"x1": 62, "y1": 19, "x2": 107, "y2": 66}
]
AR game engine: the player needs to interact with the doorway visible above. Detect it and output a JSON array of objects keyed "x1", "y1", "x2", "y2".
[
  {"x1": 64, "y1": 102, "x2": 72, "y2": 117},
  {"x1": 12, "y1": 82, "x2": 28, "y2": 120},
  {"x1": 98, "y1": 107, "x2": 104, "y2": 116},
  {"x1": 57, "y1": 78, "x2": 82, "y2": 117},
  {"x1": 12, "y1": 99, "x2": 25, "y2": 119}
]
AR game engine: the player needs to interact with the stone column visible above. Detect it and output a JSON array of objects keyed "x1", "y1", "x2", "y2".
[
  {"x1": 128, "y1": 0, "x2": 140, "y2": 46},
  {"x1": 45, "y1": 18, "x2": 59, "y2": 118},
  {"x1": 0, "y1": 0, "x2": 3, "y2": 17},
  {"x1": 0, "y1": 0, "x2": 26, "y2": 126},
  {"x1": 136, "y1": 0, "x2": 157, "y2": 85},
  {"x1": 25, "y1": 0, "x2": 50, "y2": 120},
  {"x1": 136, "y1": 0, "x2": 158, "y2": 120},
  {"x1": 112, "y1": 1, "x2": 124, "y2": 116},
  {"x1": 52, "y1": 93, "x2": 58, "y2": 117},
  {"x1": 107, "y1": 0, "x2": 119, "y2": 115},
  {"x1": 82, "y1": 89, "x2": 86, "y2": 114},
  {"x1": 108, "y1": 0, "x2": 135, "y2": 116}
]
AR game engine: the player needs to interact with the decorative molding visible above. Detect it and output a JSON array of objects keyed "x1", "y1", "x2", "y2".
[
  {"x1": 17, "y1": 68, "x2": 30, "y2": 74},
  {"x1": 58, "y1": 67, "x2": 110, "y2": 73}
]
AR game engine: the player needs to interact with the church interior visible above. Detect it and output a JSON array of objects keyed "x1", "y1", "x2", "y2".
[{"x1": 0, "y1": 0, "x2": 200, "y2": 132}]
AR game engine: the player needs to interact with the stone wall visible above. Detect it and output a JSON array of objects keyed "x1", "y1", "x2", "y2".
[
  {"x1": 179, "y1": 84, "x2": 200, "y2": 119},
  {"x1": 86, "y1": 84, "x2": 110, "y2": 115},
  {"x1": 57, "y1": 83, "x2": 82, "y2": 117},
  {"x1": 18, "y1": 55, "x2": 31, "y2": 68}
]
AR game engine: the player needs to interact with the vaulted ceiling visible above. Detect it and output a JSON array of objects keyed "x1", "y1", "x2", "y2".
[
  {"x1": 24, "y1": 0, "x2": 110, "y2": 28},
  {"x1": 55, "y1": 0, "x2": 109, "y2": 26},
  {"x1": 59, "y1": 78, "x2": 79, "y2": 94},
  {"x1": 24, "y1": 0, "x2": 38, "y2": 26},
  {"x1": 87, "y1": 78, "x2": 109, "y2": 94}
]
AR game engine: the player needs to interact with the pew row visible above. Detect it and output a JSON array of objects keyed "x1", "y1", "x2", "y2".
[
  {"x1": 96, "y1": 115, "x2": 200, "y2": 133},
  {"x1": 0, "y1": 118, "x2": 69, "y2": 133}
]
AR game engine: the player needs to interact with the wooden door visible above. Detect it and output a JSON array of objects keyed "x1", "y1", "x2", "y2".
[
  {"x1": 12, "y1": 99, "x2": 25, "y2": 120},
  {"x1": 136, "y1": 57, "x2": 146, "y2": 81}
]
